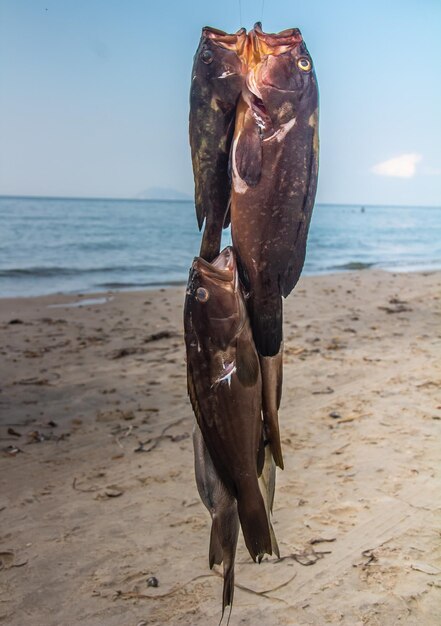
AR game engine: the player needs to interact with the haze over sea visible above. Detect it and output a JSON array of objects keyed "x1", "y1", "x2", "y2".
[{"x1": 1, "y1": 196, "x2": 440, "y2": 298}]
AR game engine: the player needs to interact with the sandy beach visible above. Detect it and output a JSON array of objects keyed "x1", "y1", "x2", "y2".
[{"x1": 0, "y1": 269, "x2": 440, "y2": 626}]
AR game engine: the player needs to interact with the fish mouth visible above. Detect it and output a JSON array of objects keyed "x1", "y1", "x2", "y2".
[
  {"x1": 192, "y1": 247, "x2": 236, "y2": 283},
  {"x1": 203, "y1": 26, "x2": 248, "y2": 53},
  {"x1": 251, "y1": 22, "x2": 303, "y2": 51}
]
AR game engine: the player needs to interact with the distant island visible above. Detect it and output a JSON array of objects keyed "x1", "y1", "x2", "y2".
[{"x1": 134, "y1": 187, "x2": 192, "y2": 201}]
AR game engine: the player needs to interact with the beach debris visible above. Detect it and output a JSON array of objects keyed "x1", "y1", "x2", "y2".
[
  {"x1": 15, "y1": 376, "x2": 51, "y2": 386},
  {"x1": 8, "y1": 318, "x2": 24, "y2": 325},
  {"x1": 72, "y1": 477, "x2": 100, "y2": 493},
  {"x1": 308, "y1": 537, "x2": 337, "y2": 545},
  {"x1": 411, "y1": 562, "x2": 441, "y2": 575},
  {"x1": 353, "y1": 549, "x2": 378, "y2": 569},
  {"x1": 326, "y1": 338, "x2": 346, "y2": 350},
  {"x1": 2, "y1": 445, "x2": 22, "y2": 457},
  {"x1": 277, "y1": 547, "x2": 332, "y2": 566},
  {"x1": 111, "y1": 331, "x2": 178, "y2": 359},
  {"x1": 111, "y1": 347, "x2": 140, "y2": 359},
  {"x1": 7, "y1": 427, "x2": 21, "y2": 437},
  {"x1": 115, "y1": 571, "x2": 296, "y2": 604},
  {"x1": 27, "y1": 430, "x2": 46, "y2": 443},
  {"x1": 144, "y1": 330, "x2": 176, "y2": 343},
  {"x1": 147, "y1": 576, "x2": 159, "y2": 588},
  {"x1": 329, "y1": 411, "x2": 342, "y2": 419},
  {"x1": 134, "y1": 417, "x2": 188, "y2": 453},
  {"x1": 0, "y1": 550, "x2": 28, "y2": 570},
  {"x1": 312, "y1": 386, "x2": 334, "y2": 395},
  {"x1": 104, "y1": 485, "x2": 124, "y2": 498},
  {"x1": 379, "y1": 298, "x2": 412, "y2": 314},
  {"x1": 25, "y1": 429, "x2": 69, "y2": 443}
]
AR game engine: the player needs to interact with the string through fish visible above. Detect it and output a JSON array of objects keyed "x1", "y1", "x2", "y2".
[{"x1": 238, "y1": 0, "x2": 242, "y2": 26}]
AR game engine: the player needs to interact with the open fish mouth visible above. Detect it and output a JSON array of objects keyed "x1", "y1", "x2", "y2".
[
  {"x1": 191, "y1": 247, "x2": 236, "y2": 282},
  {"x1": 203, "y1": 26, "x2": 248, "y2": 53},
  {"x1": 251, "y1": 22, "x2": 303, "y2": 53}
]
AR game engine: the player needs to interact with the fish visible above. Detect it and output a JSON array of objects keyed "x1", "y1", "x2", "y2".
[
  {"x1": 189, "y1": 27, "x2": 247, "y2": 261},
  {"x1": 230, "y1": 23, "x2": 319, "y2": 467},
  {"x1": 193, "y1": 423, "x2": 239, "y2": 616},
  {"x1": 184, "y1": 246, "x2": 272, "y2": 562}
]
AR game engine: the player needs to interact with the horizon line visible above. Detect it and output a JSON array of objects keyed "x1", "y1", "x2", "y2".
[{"x1": 0, "y1": 194, "x2": 440, "y2": 210}]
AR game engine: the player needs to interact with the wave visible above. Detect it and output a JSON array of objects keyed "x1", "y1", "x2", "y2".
[
  {"x1": 329, "y1": 261, "x2": 376, "y2": 271},
  {"x1": 97, "y1": 280, "x2": 187, "y2": 289},
  {"x1": 0, "y1": 265, "x2": 159, "y2": 278}
]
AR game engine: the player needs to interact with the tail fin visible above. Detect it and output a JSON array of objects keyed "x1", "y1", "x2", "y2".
[
  {"x1": 236, "y1": 480, "x2": 272, "y2": 562},
  {"x1": 249, "y1": 293, "x2": 283, "y2": 357},
  {"x1": 221, "y1": 559, "x2": 235, "y2": 618},
  {"x1": 212, "y1": 504, "x2": 239, "y2": 618},
  {"x1": 259, "y1": 446, "x2": 281, "y2": 558},
  {"x1": 209, "y1": 521, "x2": 223, "y2": 569},
  {"x1": 260, "y1": 349, "x2": 284, "y2": 469}
]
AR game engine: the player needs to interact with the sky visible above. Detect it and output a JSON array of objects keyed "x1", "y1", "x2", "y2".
[{"x1": 0, "y1": 0, "x2": 440, "y2": 206}]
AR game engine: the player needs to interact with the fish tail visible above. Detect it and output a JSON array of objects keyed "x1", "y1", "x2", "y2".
[
  {"x1": 269, "y1": 519, "x2": 280, "y2": 559},
  {"x1": 236, "y1": 479, "x2": 272, "y2": 562},
  {"x1": 209, "y1": 519, "x2": 223, "y2": 568},
  {"x1": 260, "y1": 349, "x2": 284, "y2": 469},
  {"x1": 221, "y1": 557, "x2": 235, "y2": 616},
  {"x1": 213, "y1": 505, "x2": 239, "y2": 616},
  {"x1": 199, "y1": 214, "x2": 224, "y2": 262},
  {"x1": 259, "y1": 445, "x2": 281, "y2": 558},
  {"x1": 249, "y1": 293, "x2": 283, "y2": 357}
]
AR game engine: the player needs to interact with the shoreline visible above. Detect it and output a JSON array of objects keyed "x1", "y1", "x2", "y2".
[
  {"x1": 1, "y1": 266, "x2": 441, "y2": 302},
  {"x1": 1, "y1": 269, "x2": 440, "y2": 625}
]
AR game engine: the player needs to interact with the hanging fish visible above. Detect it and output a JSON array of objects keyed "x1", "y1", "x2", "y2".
[
  {"x1": 230, "y1": 23, "x2": 319, "y2": 467},
  {"x1": 189, "y1": 27, "x2": 247, "y2": 261},
  {"x1": 193, "y1": 423, "x2": 239, "y2": 616},
  {"x1": 184, "y1": 246, "x2": 272, "y2": 562}
]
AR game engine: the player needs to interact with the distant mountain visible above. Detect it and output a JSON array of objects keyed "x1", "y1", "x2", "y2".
[{"x1": 135, "y1": 187, "x2": 192, "y2": 201}]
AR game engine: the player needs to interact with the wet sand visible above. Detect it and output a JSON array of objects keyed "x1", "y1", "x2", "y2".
[{"x1": 0, "y1": 270, "x2": 440, "y2": 625}]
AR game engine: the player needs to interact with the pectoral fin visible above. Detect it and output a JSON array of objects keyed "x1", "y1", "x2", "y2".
[
  {"x1": 234, "y1": 123, "x2": 262, "y2": 187},
  {"x1": 236, "y1": 332, "x2": 259, "y2": 387}
]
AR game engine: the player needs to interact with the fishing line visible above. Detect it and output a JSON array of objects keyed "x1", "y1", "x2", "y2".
[
  {"x1": 261, "y1": 0, "x2": 265, "y2": 23},
  {"x1": 238, "y1": 0, "x2": 242, "y2": 26}
]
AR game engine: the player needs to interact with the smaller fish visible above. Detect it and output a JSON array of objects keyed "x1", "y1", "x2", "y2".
[
  {"x1": 184, "y1": 246, "x2": 272, "y2": 562},
  {"x1": 189, "y1": 27, "x2": 247, "y2": 261},
  {"x1": 193, "y1": 424, "x2": 239, "y2": 616}
]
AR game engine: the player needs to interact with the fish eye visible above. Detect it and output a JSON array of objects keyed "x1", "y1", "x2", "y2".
[
  {"x1": 201, "y1": 49, "x2": 214, "y2": 64},
  {"x1": 297, "y1": 57, "x2": 312, "y2": 72},
  {"x1": 196, "y1": 287, "x2": 209, "y2": 302}
]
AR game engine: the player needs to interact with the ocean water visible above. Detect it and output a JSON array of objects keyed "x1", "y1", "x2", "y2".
[{"x1": 1, "y1": 196, "x2": 440, "y2": 297}]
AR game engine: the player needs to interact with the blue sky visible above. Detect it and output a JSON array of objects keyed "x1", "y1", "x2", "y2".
[{"x1": 0, "y1": 0, "x2": 440, "y2": 205}]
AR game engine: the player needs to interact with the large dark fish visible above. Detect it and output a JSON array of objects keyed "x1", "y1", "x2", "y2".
[
  {"x1": 230, "y1": 23, "x2": 319, "y2": 467},
  {"x1": 193, "y1": 423, "x2": 239, "y2": 615},
  {"x1": 231, "y1": 23, "x2": 319, "y2": 352},
  {"x1": 184, "y1": 246, "x2": 272, "y2": 561},
  {"x1": 189, "y1": 27, "x2": 247, "y2": 261}
]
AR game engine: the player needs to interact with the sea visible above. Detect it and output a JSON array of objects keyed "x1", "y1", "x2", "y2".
[{"x1": 1, "y1": 196, "x2": 440, "y2": 298}]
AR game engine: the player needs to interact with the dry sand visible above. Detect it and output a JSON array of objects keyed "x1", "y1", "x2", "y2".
[{"x1": 0, "y1": 270, "x2": 440, "y2": 626}]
